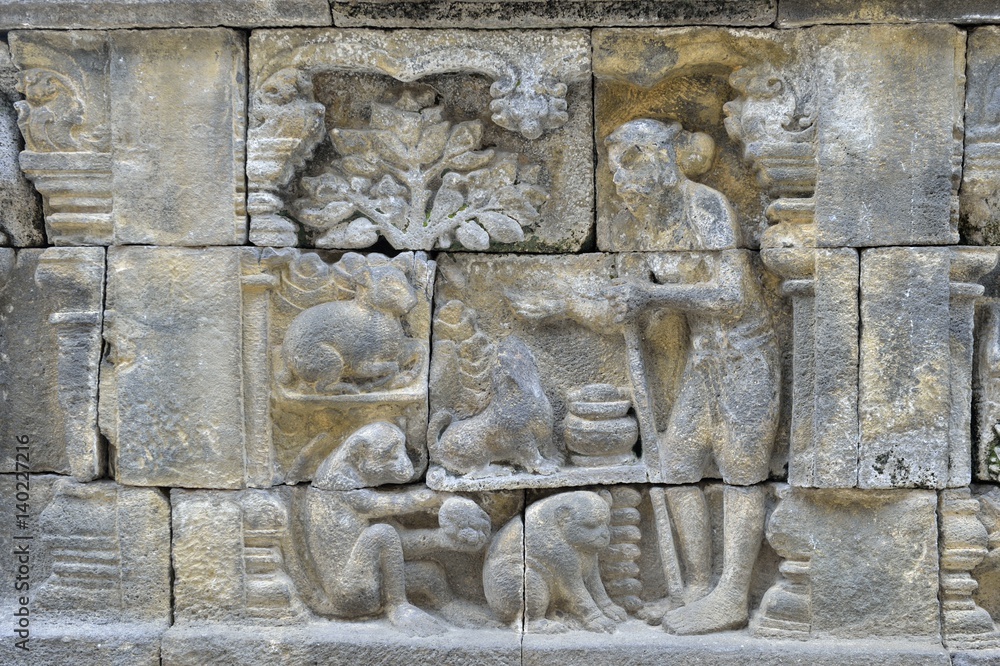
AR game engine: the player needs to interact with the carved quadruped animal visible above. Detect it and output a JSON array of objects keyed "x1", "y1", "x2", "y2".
[
  {"x1": 280, "y1": 258, "x2": 422, "y2": 394},
  {"x1": 484, "y1": 491, "x2": 627, "y2": 633},
  {"x1": 428, "y1": 335, "x2": 558, "y2": 478}
]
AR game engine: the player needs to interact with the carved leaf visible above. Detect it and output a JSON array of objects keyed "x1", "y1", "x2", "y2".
[
  {"x1": 340, "y1": 156, "x2": 381, "y2": 179},
  {"x1": 429, "y1": 187, "x2": 465, "y2": 223},
  {"x1": 475, "y1": 211, "x2": 524, "y2": 243},
  {"x1": 456, "y1": 221, "x2": 490, "y2": 251},
  {"x1": 444, "y1": 121, "x2": 483, "y2": 158},
  {"x1": 446, "y1": 149, "x2": 495, "y2": 172},
  {"x1": 370, "y1": 103, "x2": 423, "y2": 147},
  {"x1": 329, "y1": 129, "x2": 374, "y2": 157},
  {"x1": 416, "y1": 121, "x2": 451, "y2": 166}
]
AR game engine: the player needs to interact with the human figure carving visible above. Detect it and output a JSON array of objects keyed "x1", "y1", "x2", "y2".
[
  {"x1": 428, "y1": 335, "x2": 559, "y2": 478},
  {"x1": 483, "y1": 491, "x2": 627, "y2": 633},
  {"x1": 303, "y1": 424, "x2": 492, "y2": 635},
  {"x1": 280, "y1": 258, "x2": 423, "y2": 394},
  {"x1": 604, "y1": 119, "x2": 780, "y2": 635}
]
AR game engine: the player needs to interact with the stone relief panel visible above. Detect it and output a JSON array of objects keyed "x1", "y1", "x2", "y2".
[
  {"x1": 0, "y1": 476, "x2": 169, "y2": 665},
  {"x1": 247, "y1": 29, "x2": 592, "y2": 252},
  {"x1": 101, "y1": 246, "x2": 434, "y2": 489},
  {"x1": 8, "y1": 28, "x2": 246, "y2": 246},
  {"x1": 595, "y1": 25, "x2": 963, "y2": 251},
  {"x1": 429, "y1": 251, "x2": 790, "y2": 492},
  {"x1": 0, "y1": 246, "x2": 104, "y2": 480},
  {"x1": 0, "y1": 39, "x2": 43, "y2": 247}
]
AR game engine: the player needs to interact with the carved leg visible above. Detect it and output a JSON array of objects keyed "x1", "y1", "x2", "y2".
[
  {"x1": 664, "y1": 485, "x2": 712, "y2": 604},
  {"x1": 348, "y1": 524, "x2": 447, "y2": 636},
  {"x1": 525, "y1": 567, "x2": 567, "y2": 633},
  {"x1": 664, "y1": 485, "x2": 765, "y2": 635}
]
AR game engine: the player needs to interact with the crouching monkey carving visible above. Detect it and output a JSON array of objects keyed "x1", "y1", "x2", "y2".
[
  {"x1": 301, "y1": 422, "x2": 491, "y2": 635},
  {"x1": 484, "y1": 491, "x2": 627, "y2": 633}
]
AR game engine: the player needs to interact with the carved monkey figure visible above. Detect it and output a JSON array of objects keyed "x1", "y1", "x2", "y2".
[
  {"x1": 302, "y1": 422, "x2": 491, "y2": 636},
  {"x1": 484, "y1": 491, "x2": 627, "y2": 633}
]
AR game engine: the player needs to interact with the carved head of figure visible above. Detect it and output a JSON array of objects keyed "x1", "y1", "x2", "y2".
[
  {"x1": 312, "y1": 421, "x2": 413, "y2": 490},
  {"x1": 554, "y1": 491, "x2": 613, "y2": 554},
  {"x1": 605, "y1": 119, "x2": 685, "y2": 216}
]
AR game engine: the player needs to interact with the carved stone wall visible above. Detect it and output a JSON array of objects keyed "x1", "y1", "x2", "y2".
[{"x1": 6, "y1": 3, "x2": 1000, "y2": 666}]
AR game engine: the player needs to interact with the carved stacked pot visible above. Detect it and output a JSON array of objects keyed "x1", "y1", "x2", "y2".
[{"x1": 5, "y1": 3, "x2": 1000, "y2": 666}]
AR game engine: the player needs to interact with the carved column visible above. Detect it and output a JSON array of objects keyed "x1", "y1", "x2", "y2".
[
  {"x1": 940, "y1": 489, "x2": 1000, "y2": 648},
  {"x1": 750, "y1": 485, "x2": 811, "y2": 639},
  {"x1": 241, "y1": 249, "x2": 279, "y2": 488},
  {"x1": 9, "y1": 31, "x2": 113, "y2": 245}
]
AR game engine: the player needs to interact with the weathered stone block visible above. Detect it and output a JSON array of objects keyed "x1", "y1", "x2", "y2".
[
  {"x1": 778, "y1": 0, "x2": 1000, "y2": 26},
  {"x1": 257, "y1": 250, "x2": 434, "y2": 488},
  {"x1": 0, "y1": 41, "x2": 43, "y2": 247},
  {"x1": 764, "y1": 247, "x2": 859, "y2": 488},
  {"x1": 102, "y1": 247, "x2": 435, "y2": 489},
  {"x1": 595, "y1": 25, "x2": 963, "y2": 250},
  {"x1": 523, "y1": 632, "x2": 950, "y2": 666},
  {"x1": 962, "y1": 27, "x2": 1000, "y2": 245},
  {"x1": 8, "y1": 29, "x2": 246, "y2": 245},
  {"x1": 752, "y1": 487, "x2": 940, "y2": 641},
  {"x1": 331, "y1": 0, "x2": 776, "y2": 28},
  {"x1": 247, "y1": 29, "x2": 592, "y2": 252},
  {"x1": 860, "y1": 248, "x2": 996, "y2": 489},
  {"x1": 102, "y1": 247, "x2": 248, "y2": 488},
  {"x1": 162, "y1": 625, "x2": 520, "y2": 666},
  {"x1": 0, "y1": 247, "x2": 104, "y2": 480},
  {"x1": 0, "y1": 0, "x2": 331, "y2": 29},
  {"x1": 813, "y1": 25, "x2": 963, "y2": 247},
  {"x1": 0, "y1": 476, "x2": 169, "y2": 665}
]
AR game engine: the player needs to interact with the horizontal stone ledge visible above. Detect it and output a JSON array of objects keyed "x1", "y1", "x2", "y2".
[
  {"x1": 331, "y1": 0, "x2": 777, "y2": 28},
  {"x1": 160, "y1": 623, "x2": 951, "y2": 666},
  {"x1": 0, "y1": 0, "x2": 331, "y2": 29},
  {"x1": 778, "y1": 0, "x2": 1000, "y2": 27}
]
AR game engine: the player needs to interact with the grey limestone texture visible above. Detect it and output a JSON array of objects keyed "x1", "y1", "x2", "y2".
[
  {"x1": 0, "y1": 476, "x2": 169, "y2": 666},
  {"x1": 7, "y1": 12, "x2": 1000, "y2": 666},
  {"x1": 331, "y1": 0, "x2": 777, "y2": 28},
  {"x1": 9, "y1": 28, "x2": 247, "y2": 246},
  {"x1": 0, "y1": 0, "x2": 331, "y2": 29},
  {"x1": 0, "y1": 247, "x2": 104, "y2": 480},
  {"x1": 778, "y1": 0, "x2": 1000, "y2": 26}
]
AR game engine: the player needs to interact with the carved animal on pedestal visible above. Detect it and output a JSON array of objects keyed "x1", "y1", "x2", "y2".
[
  {"x1": 428, "y1": 335, "x2": 558, "y2": 477},
  {"x1": 280, "y1": 262, "x2": 422, "y2": 394},
  {"x1": 483, "y1": 491, "x2": 627, "y2": 633}
]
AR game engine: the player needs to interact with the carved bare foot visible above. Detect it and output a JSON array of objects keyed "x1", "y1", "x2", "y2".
[
  {"x1": 582, "y1": 611, "x2": 618, "y2": 633},
  {"x1": 662, "y1": 587, "x2": 748, "y2": 635},
  {"x1": 603, "y1": 604, "x2": 629, "y2": 622},
  {"x1": 637, "y1": 598, "x2": 680, "y2": 625},
  {"x1": 683, "y1": 581, "x2": 711, "y2": 605},
  {"x1": 526, "y1": 618, "x2": 570, "y2": 634},
  {"x1": 387, "y1": 603, "x2": 448, "y2": 637}
]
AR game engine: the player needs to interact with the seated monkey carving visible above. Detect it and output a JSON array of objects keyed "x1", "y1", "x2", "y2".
[
  {"x1": 302, "y1": 421, "x2": 492, "y2": 635},
  {"x1": 484, "y1": 491, "x2": 627, "y2": 633}
]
